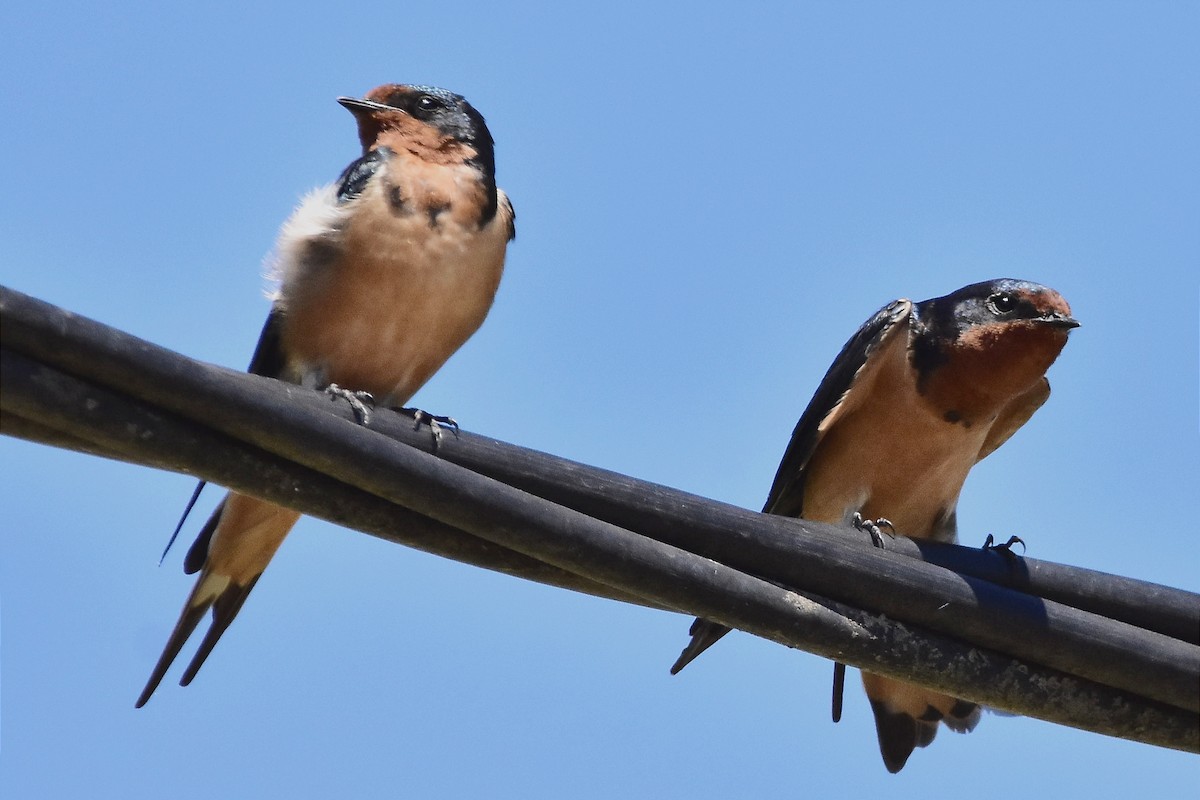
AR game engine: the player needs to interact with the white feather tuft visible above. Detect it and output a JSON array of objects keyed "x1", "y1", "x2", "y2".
[{"x1": 263, "y1": 184, "x2": 348, "y2": 302}]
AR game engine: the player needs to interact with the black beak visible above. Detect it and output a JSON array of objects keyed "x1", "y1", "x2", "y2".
[
  {"x1": 1041, "y1": 312, "x2": 1080, "y2": 330},
  {"x1": 337, "y1": 97, "x2": 397, "y2": 115}
]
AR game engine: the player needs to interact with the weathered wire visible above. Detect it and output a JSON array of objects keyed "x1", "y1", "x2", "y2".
[{"x1": 2, "y1": 285, "x2": 1197, "y2": 752}]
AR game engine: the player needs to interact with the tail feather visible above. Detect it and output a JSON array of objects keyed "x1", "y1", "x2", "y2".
[
  {"x1": 159, "y1": 480, "x2": 208, "y2": 566},
  {"x1": 135, "y1": 572, "x2": 231, "y2": 708},
  {"x1": 862, "y1": 672, "x2": 981, "y2": 772},
  {"x1": 869, "y1": 699, "x2": 934, "y2": 773},
  {"x1": 179, "y1": 575, "x2": 261, "y2": 686},
  {"x1": 137, "y1": 493, "x2": 298, "y2": 707},
  {"x1": 184, "y1": 500, "x2": 224, "y2": 575},
  {"x1": 942, "y1": 698, "x2": 983, "y2": 733},
  {"x1": 670, "y1": 618, "x2": 732, "y2": 675},
  {"x1": 831, "y1": 661, "x2": 847, "y2": 722}
]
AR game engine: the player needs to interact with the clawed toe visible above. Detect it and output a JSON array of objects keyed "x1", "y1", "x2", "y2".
[
  {"x1": 983, "y1": 534, "x2": 1026, "y2": 557},
  {"x1": 397, "y1": 407, "x2": 460, "y2": 450},
  {"x1": 325, "y1": 384, "x2": 375, "y2": 424},
  {"x1": 852, "y1": 512, "x2": 895, "y2": 549}
]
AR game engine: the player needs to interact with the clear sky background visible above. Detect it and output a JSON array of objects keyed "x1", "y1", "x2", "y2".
[{"x1": 2, "y1": 2, "x2": 1197, "y2": 797}]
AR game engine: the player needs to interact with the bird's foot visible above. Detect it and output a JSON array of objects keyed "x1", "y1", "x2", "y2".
[
  {"x1": 852, "y1": 512, "x2": 895, "y2": 549},
  {"x1": 982, "y1": 534, "x2": 1026, "y2": 557},
  {"x1": 325, "y1": 384, "x2": 375, "y2": 425},
  {"x1": 397, "y1": 407, "x2": 459, "y2": 451}
]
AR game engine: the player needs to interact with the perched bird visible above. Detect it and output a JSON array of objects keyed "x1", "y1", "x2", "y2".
[
  {"x1": 670, "y1": 278, "x2": 1078, "y2": 772},
  {"x1": 136, "y1": 84, "x2": 516, "y2": 707}
]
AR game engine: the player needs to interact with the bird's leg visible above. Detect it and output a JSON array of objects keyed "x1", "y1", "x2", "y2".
[{"x1": 325, "y1": 384, "x2": 375, "y2": 425}]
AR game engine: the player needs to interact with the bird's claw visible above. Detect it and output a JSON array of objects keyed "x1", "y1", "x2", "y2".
[
  {"x1": 983, "y1": 534, "x2": 1026, "y2": 556},
  {"x1": 325, "y1": 384, "x2": 375, "y2": 425},
  {"x1": 398, "y1": 407, "x2": 460, "y2": 451},
  {"x1": 852, "y1": 512, "x2": 895, "y2": 549}
]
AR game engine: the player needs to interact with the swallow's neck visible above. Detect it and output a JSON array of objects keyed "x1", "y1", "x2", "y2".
[{"x1": 916, "y1": 323, "x2": 1069, "y2": 425}]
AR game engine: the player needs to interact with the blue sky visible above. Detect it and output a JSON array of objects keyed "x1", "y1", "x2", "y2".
[{"x1": 2, "y1": 2, "x2": 1197, "y2": 797}]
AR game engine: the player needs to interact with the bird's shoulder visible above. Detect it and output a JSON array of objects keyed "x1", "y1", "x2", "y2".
[{"x1": 763, "y1": 299, "x2": 912, "y2": 515}]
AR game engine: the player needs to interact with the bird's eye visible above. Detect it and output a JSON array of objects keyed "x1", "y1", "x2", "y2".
[
  {"x1": 414, "y1": 95, "x2": 442, "y2": 116},
  {"x1": 987, "y1": 292, "x2": 1016, "y2": 315}
]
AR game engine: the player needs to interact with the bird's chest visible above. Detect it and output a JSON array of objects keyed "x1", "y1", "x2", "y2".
[
  {"x1": 801, "y1": 375, "x2": 992, "y2": 541},
  {"x1": 278, "y1": 182, "x2": 506, "y2": 403}
]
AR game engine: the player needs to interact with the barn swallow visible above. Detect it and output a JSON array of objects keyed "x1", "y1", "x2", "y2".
[
  {"x1": 670, "y1": 278, "x2": 1077, "y2": 772},
  {"x1": 136, "y1": 84, "x2": 515, "y2": 707}
]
